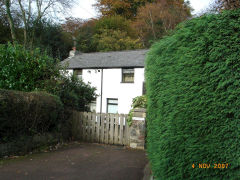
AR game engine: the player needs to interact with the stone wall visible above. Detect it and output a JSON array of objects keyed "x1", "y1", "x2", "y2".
[{"x1": 129, "y1": 108, "x2": 146, "y2": 150}]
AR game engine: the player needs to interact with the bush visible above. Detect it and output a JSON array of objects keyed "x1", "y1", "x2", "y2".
[
  {"x1": 0, "y1": 89, "x2": 63, "y2": 143},
  {"x1": 0, "y1": 43, "x2": 96, "y2": 111},
  {"x1": 0, "y1": 134, "x2": 59, "y2": 157},
  {"x1": 0, "y1": 43, "x2": 59, "y2": 92},
  {"x1": 45, "y1": 74, "x2": 97, "y2": 111},
  {"x1": 0, "y1": 89, "x2": 67, "y2": 157},
  {"x1": 146, "y1": 9, "x2": 240, "y2": 179}
]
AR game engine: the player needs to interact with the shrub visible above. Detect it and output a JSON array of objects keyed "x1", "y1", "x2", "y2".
[
  {"x1": 0, "y1": 43, "x2": 96, "y2": 111},
  {"x1": 146, "y1": 9, "x2": 240, "y2": 179},
  {"x1": 0, "y1": 89, "x2": 63, "y2": 143},
  {"x1": 131, "y1": 95, "x2": 147, "y2": 109},
  {"x1": 128, "y1": 95, "x2": 147, "y2": 125},
  {"x1": 0, "y1": 134, "x2": 59, "y2": 157},
  {"x1": 45, "y1": 74, "x2": 97, "y2": 111},
  {"x1": 0, "y1": 43, "x2": 59, "y2": 92}
]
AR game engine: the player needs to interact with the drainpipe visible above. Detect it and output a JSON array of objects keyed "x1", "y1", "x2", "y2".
[{"x1": 100, "y1": 69, "x2": 103, "y2": 115}]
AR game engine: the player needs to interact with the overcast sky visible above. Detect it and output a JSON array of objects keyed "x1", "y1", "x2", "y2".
[{"x1": 71, "y1": 0, "x2": 214, "y2": 20}]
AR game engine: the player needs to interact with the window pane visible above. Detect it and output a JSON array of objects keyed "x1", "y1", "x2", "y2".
[
  {"x1": 122, "y1": 68, "x2": 134, "y2": 82},
  {"x1": 108, "y1": 99, "x2": 118, "y2": 104},
  {"x1": 108, "y1": 104, "x2": 118, "y2": 114},
  {"x1": 123, "y1": 74, "x2": 134, "y2": 82},
  {"x1": 107, "y1": 99, "x2": 118, "y2": 113}
]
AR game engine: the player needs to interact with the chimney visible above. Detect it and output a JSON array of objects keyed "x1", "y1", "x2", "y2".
[{"x1": 69, "y1": 47, "x2": 80, "y2": 58}]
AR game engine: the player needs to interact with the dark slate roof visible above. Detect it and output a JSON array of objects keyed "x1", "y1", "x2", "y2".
[{"x1": 61, "y1": 49, "x2": 148, "y2": 69}]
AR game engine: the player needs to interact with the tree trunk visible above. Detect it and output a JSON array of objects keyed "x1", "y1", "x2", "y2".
[
  {"x1": 18, "y1": 0, "x2": 28, "y2": 46},
  {"x1": 4, "y1": 0, "x2": 17, "y2": 43},
  {"x1": 148, "y1": 9, "x2": 156, "y2": 40}
]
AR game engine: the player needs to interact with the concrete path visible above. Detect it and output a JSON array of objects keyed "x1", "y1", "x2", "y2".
[{"x1": 0, "y1": 143, "x2": 147, "y2": 180}]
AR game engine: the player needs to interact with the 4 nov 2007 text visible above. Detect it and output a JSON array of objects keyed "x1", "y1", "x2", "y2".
[{"x1": 192, "y1": 163, "x2": 229, "y2": 169}]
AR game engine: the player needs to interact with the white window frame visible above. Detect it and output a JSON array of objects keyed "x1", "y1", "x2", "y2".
[
  {"x1": 122, "y1": 68, "x2": 134, "y2": 83},
  {"x1": 106, "y1": 98, "x2": 118, "y2": 114}
]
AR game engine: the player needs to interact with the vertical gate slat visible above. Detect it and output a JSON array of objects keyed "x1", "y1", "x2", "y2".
[
  {"x1": 109, "y1": 114, "x2": 114, "y2": 144},
  {"x1": 114, "y1": 114, "x2": 119, "y2": 144},
  {"x1": 87, "y1": 112, "x2": 92, "y2": 142},
  {"x1": 82, "y1": 112, "x2": 86, "y2": 141},
  {"x1": 126, "y1": 114, "x2": 130, "y2": 146},
  {"x1": 77, "y1": 112, "x2": 81, "y2": 140},
  {"x1": 79, "y1": 112, "x2": 83, "y2": 140},
  {"x1": 85, "y1": 112, "x2": 88, "y2": 141},
  {"x1": 123, "y1": 115, "x2": 127, "y2": 145},
  {"x1": 81, "y1": 112, "x2": 84, "y2": 141},
  {"x1": 124, "y1": 115, "x2": 129, "y2": 145},
  {"x1": 119, "y1": 114, "x2": 124, "y2": 145},
  {"x1": 100, "y1": 113, "x2": 105, "y2": 143},
  {"x1": 92, "y1": 113, "x2": 96, "y2": 142},
  {"x1": 85, "y1": 112, "x2": 87, "y2": 141},
  {"x1": 105, "y1": 113, "x2": 109, "y2": 144},
  {"x1": 96, "y1": 113, "x2": 100, "y2": 143}
]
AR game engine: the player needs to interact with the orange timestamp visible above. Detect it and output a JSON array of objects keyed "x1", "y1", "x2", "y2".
[{"x1": 192, "y1": 163, "x2": 229, "y2": 169}]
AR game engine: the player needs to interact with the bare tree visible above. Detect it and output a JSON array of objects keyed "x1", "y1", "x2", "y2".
[
  {"x1": 3, "y1": 0, "x2": 77, "y2": 44},
  {"x1": 4, "y1": 0, "x2": 17, "y2": 42},
  {"x1": 214, "y1": 0, "x2": 240, "y2": 11},
  {"x1": 17, "y1": 0, "x2": 32, "y2": 45},
  {"x1": 34, "y1": 0, "x2": 76, "y2": 21}
]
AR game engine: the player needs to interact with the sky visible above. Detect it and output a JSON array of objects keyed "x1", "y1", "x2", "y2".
[{"x1": 71, "y1": 0, "x2": 214, "y2": 20}]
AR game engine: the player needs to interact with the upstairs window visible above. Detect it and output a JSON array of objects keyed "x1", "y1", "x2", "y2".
[
  {"x1": 107, "y1": 98, "x2": 118, "y2": 114},
  {"x1": 73, "y1": 69, "x2": 82, "y2": 79},
  {"x1": 122, "y1": 68, "x2": 134, "y2": 83}
]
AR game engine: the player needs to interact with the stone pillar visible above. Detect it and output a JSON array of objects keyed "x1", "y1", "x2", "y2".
[{"x1": 129, "y1": 108, "x2": 146, "y2": 150}]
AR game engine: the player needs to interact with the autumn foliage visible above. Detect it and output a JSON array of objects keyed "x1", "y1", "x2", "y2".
[
  {"x1": 94, "y1": 0, "x2": 153, "y2": 19},
  {"x1": 215, "y1": 0, "x2": 240, "y2": 10},
  {"x1": 133, "y1": 0, "x2": 191, "y2": 46},
  {"x1": 70, "y1": 0, "x2": 192, "y2": 51}
]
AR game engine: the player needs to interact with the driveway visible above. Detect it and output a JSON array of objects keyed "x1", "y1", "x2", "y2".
[{"x1": 0, "y1": 143, "x2": 147, "y2": 180}]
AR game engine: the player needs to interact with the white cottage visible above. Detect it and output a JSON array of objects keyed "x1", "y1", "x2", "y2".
[{"x1": 61, "y1": 49, "x2": 148, "y2": 114}]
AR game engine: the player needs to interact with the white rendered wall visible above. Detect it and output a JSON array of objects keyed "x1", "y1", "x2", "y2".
[{"x1": 66, "y1": 68, "x2": 145, "y2": 114}]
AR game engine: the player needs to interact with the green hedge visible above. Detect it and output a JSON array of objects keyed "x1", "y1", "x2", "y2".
[
  {"x1": 0, "y1": 43, "x2": 58, "y2": 92},
  {"x1": 0, "y1": 89, "x2": 79, "y2": 157},
  {"x1": 0, "y1": 133, "x2": 60, "y2": 157},
  {"x1": 0, "y1": 43, "x2": 96, "y2": 111},
  {"x1": 146, "y1": 9, "x2": 240, "y2": 179},
  {"x1": 0, "y1": 89, "x2": 64, "y2": 150}
]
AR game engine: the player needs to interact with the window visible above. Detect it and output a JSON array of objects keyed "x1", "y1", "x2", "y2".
[
  {"x1": 122, "y1": 68, "x2": 134, "y2": 83},
  {"x1": 73, "y1": 69, "x2": 82, "y2": 79},
  {"x1": 107, "y1": 99, "x2": 118, "y2": 114}
]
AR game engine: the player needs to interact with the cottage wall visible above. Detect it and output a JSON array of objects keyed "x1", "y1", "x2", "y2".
[{"x1": 67, "y1": 68, "x2": 145, "y2": 114}]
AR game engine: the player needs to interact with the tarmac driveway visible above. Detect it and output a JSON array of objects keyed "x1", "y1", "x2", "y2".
[{"x1": 0, "y1": 143, "x2": 147, "y2": 180}]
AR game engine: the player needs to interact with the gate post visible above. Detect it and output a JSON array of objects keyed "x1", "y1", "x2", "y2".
[{"x1": 129, "y1": 108, "x2": 146, "y2": 150}]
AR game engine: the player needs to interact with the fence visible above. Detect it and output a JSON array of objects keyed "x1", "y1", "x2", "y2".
[{"x1": 72, "y1": 111, "x2": 130, "y2": 146}]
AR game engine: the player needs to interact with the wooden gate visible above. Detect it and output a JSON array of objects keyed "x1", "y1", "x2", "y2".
[{"x1": 72, "y1": 111, "x2": 130, "y2": 146}]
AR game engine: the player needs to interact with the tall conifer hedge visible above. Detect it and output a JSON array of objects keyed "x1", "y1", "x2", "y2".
[{"x1": 146, "y1": 9, "x2": 240, "y2": 179}]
